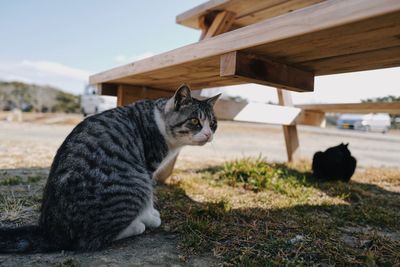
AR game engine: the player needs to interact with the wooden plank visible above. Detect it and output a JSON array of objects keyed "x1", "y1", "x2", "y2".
[
  {"x1": 282, "y1": 124, "x2": 300, "y2": 162},
  {"x1": 116, "y1": 85, "x2": 174, "y2": 106},
  {"x1": 176, "y1": 0, "x2": 322, "y2": 30},
  {"x1": 117, "y1": 85, "x2": 124, "y2": 106},
  {"x1": 234, "y1": 0, "x2": 324, "y2": 27},
  {"x1": 297, "y1": 110, "x2": 326, "y2": 127},
  {"x1": 298, "y1": 102, "x2": 400, "y2": 114},
  {"x1": 247, "y1": 11, "x2": 400, "y2": 64},
  {"x1": 220, "y1": 51, "x2": 314, "y2": 92},
  {"x1": 176, "y1": 0, "x2": 229, "y2": 29},
  {"x1": 198, "y1": 12, "x2": 211, "y2": 40},
  {"x1": 277, "y1": 89, "x2": 300, "y2": 162},
  {"x1": 304, "y1": 46, "x2": 400, "y2": 75},
  {"x1": 91, "y1": 0, "x2": 400, "y2": 86},
  {"x1": 204, "y1": 10, "x2": 236, "y2": 39},
  {"x1": 97, "y1": 83, "x2": 118, "y2": 96}
]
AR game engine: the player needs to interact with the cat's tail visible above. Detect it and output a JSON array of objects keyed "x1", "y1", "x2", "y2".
[{"x1": 0, "y1": 225, "x2": 57, "y2": 253}]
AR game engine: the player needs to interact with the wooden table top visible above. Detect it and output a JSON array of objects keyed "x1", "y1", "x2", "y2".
[
  {"x1": 90, "y1": 0, "x2": 400, "y2": 94},
  {"x1": 176, "y1": 0, "x2": 325, "y2": 30}
]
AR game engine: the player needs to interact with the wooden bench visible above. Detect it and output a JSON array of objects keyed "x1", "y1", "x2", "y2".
[{"x1": 90, "y1": 0, "x2": 400, "y2": 165}]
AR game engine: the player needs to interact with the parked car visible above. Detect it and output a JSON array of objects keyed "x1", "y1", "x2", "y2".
[
  {"x1": 80, "y1": 85, "x2": 117, "y2": 116},
  {"x1": 337, "y1": 113, "x2": 391, "y2": 133}
]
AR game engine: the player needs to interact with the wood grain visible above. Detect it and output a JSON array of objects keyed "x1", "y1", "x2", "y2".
[
  {"x1": 297, "y1": 102, "x2": 400, "y2": 114},
  {"x1": 176, "y1": 0, "x2": 323, "y2": 29},
  {"x1": 116, "y1": 85, "x2": 174, "y2": 106},
  {"x1": 277, "y1": 89, "x2": 300, "y2": 162},
  {"x1": 220, "y1": 51, "x2": 314, "y2": 92},
  {"x1": 204, "y1": 10, "x2": 236, "y2": 38},
  {"x1": 297, "y1": 110, "x2": 326, "y2": 127}
]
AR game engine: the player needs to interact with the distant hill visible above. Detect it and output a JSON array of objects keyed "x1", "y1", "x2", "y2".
[{"x1": 0, "y1": 81, "x2": 80, "y2": 113}]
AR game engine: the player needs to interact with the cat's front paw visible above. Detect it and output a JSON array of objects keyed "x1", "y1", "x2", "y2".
[
  {"x1": 151, "y1": 208, "x2": 160, "y2": 218},
  {"x1": 142, "y1": 214, "x2": 161, "y2": 228}
]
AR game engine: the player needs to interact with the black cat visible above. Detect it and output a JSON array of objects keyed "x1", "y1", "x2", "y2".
[{"x1": 312, "y1": 143, "x2": 357, "y2": 182}]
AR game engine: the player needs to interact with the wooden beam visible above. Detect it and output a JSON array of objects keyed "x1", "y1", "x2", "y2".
[
  {"x1": 203, "y1": 10, "x2": 236, "y2": 39},
  {"x1": 297, "y1": 102, "x2": 400, "y2": 114},
  {"x1": 97, "y1": 83, "x2": 118, "y2": 96},
  {"x1": 277, "y1": 89, "x2": 300, "y2": 162},
  {"x1": 198, "y1": 13, "x2": 210, "y2": 40},
  {"x1": 176, "y1": 0, "x2": 229, "y2": 29},
  {"x1": 116, "y1": 85, "x2": 174, "y2": 106},
  {"x1": 220, "y1": 51, "x2": 314, "y2": 92},
  {"x1": 297, "y1": 110, "x2": 326, "y2": 127},
  {"x1": 305, "y1": 46, "x2": 400, "y2": 75},
  {"x1": 282, "y1": 124, "x2": 300, "y2": 162}
]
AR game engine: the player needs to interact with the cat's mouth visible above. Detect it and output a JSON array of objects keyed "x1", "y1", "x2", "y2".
[
  {"x1": 192, "y1": 134, "x2": 213, "y2": 145},
  {"x1": 194, "y1": 139, "x2": 209, "y2": 146}
]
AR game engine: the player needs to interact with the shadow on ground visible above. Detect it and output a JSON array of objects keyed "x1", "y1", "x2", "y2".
[
  {"x1": 0, "y1": 168, "x2": 217, "y2": 267},
  {"x1": 163, "y1": 162, "x2": 400, "y2": 265}
]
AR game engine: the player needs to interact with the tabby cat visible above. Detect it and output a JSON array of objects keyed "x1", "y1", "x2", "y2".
[{"x1": 0, "y1": 84, "x2": 220, "y2": 253}]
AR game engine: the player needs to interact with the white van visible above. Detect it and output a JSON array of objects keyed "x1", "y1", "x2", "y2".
[
  {"x1": 80, "y1": 85, "x2": 117, "y2": 116},
  {"x1": 337, "y1": 113, "x2": 391, "y2": 133}
]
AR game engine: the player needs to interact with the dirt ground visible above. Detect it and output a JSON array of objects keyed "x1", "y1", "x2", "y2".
[
  {"x1": 0, "y1": 116, "x2": 399, "y2": 266},
  {"x1": 1, "y1": 117, "x2": 399, "y2": 169}
]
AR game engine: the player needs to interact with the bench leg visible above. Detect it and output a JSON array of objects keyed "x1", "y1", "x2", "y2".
[{"x1": 277, "y1": 88, "x2": 301, "y2": 162}]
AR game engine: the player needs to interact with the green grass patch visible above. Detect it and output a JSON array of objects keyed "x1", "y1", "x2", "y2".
[
  {"x1": 0, "y1": 176, "x2": 24, "y2": 185},
  {"x1": 0, "y1": 175, "x2": 44, "y2": 186},
  {"x1": 219, "y1": 158, "x2": 313, "y2": 193}
]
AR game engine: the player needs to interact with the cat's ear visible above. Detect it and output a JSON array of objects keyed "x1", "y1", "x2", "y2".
[
  {"x1": 173, "y1": 84, "x2": 192, "y2": 110},
  {"x1": 166, "y1": 84, "x2": 192, "y2": 111},
  {"x1": 205, "y1": 93, "x2": 221, "y2": 107}
]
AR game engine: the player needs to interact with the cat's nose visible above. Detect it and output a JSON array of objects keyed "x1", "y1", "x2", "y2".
[{"x1": 204, "y1": 132, "x2": 211, "y2": 139}]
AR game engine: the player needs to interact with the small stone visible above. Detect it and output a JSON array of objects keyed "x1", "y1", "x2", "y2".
[
  {"x1": 360, "y1": 240, "x2": 373, "y2": 249},
  {"x1": 289, "y1": 235, "x2": 304, "y2": 244}
]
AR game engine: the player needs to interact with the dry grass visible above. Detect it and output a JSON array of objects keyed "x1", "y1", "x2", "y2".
[{"x1": 0, "y1": 112, "x2": 82, "y2": 125}]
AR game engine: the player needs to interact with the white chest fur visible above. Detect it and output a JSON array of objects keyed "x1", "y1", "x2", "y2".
[{"x1": 152, "y1": 148, "x2": 180, "y2": 182}]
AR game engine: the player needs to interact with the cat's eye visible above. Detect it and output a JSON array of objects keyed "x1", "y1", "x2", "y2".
[{"x1": 190, "y1": 118, "x2": 200, "y2": 125}]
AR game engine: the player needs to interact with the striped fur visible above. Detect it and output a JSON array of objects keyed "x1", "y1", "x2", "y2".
[{"x1": 0, "y1": 85, "x2": 220, "y2": 252}]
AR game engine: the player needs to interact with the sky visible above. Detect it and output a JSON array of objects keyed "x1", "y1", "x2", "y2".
[{"x1": 0, "y1": 0, "x2": 399, "y2": 104}]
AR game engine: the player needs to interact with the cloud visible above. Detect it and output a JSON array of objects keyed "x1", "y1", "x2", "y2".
[
  {"x1": 0, "y1": 60, "x2": 93, "y2": 95},
  {"x1": 113, "y1": 52, "x2": 155, "y2": 64}
]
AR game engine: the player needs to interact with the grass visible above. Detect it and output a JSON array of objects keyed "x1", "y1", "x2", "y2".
[
  {"x1": 0, "y1": 173, "x2": 45, "y2": 224},
  {"x1": 0, "y1": 160, "x2": 399, "y2": 266},
  {"x1": 0, "y1": 175, "x2": 42, "y2": 186},
  {"x1": 158, "y1": 158, "x2": 400, "y2": 266},
  {"x1": 0, "y1": 193, "x2": 26, "y2": 221}
]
